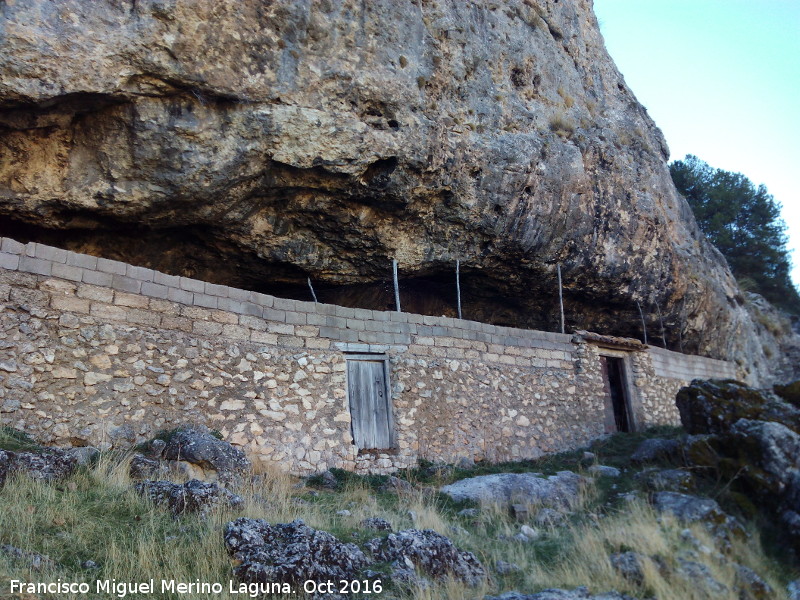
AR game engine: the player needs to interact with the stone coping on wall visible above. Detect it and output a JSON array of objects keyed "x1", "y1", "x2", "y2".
[
  {"x1": 0, "y1": 237, "x2": 575, "y2": 357},
  {"x1": 647, "y1": 346, "x2": 738, "y2": 381},
  {"x1": 0, "y1": 236, "x2": 740, "y2": 379}
]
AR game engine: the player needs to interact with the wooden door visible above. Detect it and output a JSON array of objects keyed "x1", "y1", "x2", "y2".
[{"x1": 347, "y1": 359, "x2": 393, "y2": 449}]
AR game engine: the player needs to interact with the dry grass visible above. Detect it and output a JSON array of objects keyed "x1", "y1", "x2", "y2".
[{"x1": 0, "y1": 453, "x2": 795, "y2": 600}]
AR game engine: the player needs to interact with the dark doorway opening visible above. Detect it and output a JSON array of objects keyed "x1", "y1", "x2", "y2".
[{"x1": 600, "y1": 356, "x2": 632, "y2": 433}]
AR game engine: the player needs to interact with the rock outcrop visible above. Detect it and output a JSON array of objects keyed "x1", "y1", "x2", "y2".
[
  {"x1": 0, "y1": 448, "x2": 77, "y2": 486},
  {"x1": 224, "y1": 518, "x2": 369, "y2": 588},
  {"x1": 676, "y1": 379, "x2": 800, "y2": 548},
  {"x1": 0, "y1": 0, "x2": 778, "y2": 379},
  {"x1": 366, "y1": 528, "x2": 486, "y2": 587},
  {"x1": 440, "y1": 471, "x2": 586, "y2": 510},
  {"x1": 134, "y1": 479, "x2": 244, "y2": 517}
]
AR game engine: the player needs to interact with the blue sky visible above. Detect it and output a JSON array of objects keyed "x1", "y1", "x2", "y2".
[{"x1": 593, "y1": 0, "x2": 800, "y2": 286}]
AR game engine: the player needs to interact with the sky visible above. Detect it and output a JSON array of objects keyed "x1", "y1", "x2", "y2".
[{"x1": 593, "y1": 0, "x2": 800, "y2": 286}]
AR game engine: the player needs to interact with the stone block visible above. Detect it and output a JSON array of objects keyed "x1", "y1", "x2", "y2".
[
  {"x1": 277, "y1": 335, "x2": 305, "y2": 348},
  {"x1": 193, "y1": 294, "x2": 218, "y2": 309},
  {"x1": 251, "y1": 292, "x2": 274, "y2": 307},
  {"x1": 141, "y1": 282, "x2": 169, "y2": 299},
  {"x1": 262, "y1": 307, "x2": 286, "y2": 322},
  {"x1": 153, "y1": 271, "x2": 180, "y2": 287},
  {"x1": 96, "y1": 257, "x2": 127, "y2": 275},
  {"x1": 1, "y1": 238, "x2": 25, "y2": 254},
  {"x1": 19, "y1": 255, "x2": 52, "y2": 276},
  {"x1": 81, "y1": 269, "x2": 113, "y2": 287},
  {"x1": 335, "y1": 306, "x2": 356, "y2": 318},
  {"x1": 250, "y1": 331, "x2": 278, "y2": 344},
  {"x1": 296, "y1": 325, "x2": 319, "y2": 337},
  {"x1": 326, "y1": 316, "x2": 347, "y2": 328},
  {"x1": 319, "y1": 327, "x2": 343, "y2": 339},
  {"x1": 353, "y1": 307, "x2": 373, "y2": 320},
  {"x1": 0, "y1": 252, "x2": 20, "y2": 270},
  {"x1": 90, "y1": 302, "x2": 127, "y2": 321},
  {"x1": 306, "y1": 337, "x2": 331, "y2": 350},
  {"x1": 126, "y1": 264, "x2": 155, "y2": 282},
  {"x1": 111, "y1": 274, "x2": 142, "y2": 294},
  {"x1": 294, "y1": 299, "x2": 316, "y2": 313},
  {"x1": 179, "y1": 277, "x2": 205, "y2": 293},
  {"x1": 193, "y1": 320, "x2": 223, "y2": 336},
  {"x1": 126, "y1": 309, "x2": 162, "y2": 327},
  {"x1": 77, "y1": 284, "x2": 114, "y2": 303},
  {"x1": 267, "y1": 322, "x2": 294, "y2": 335},
  {"x1": 314, "y1": 303, "x2": 338, "y2": 316},
  {"x1": 51, "y1": 295, "x2": 91, "y2": 314},
  {"x1": 167, "y1": 287, "x2": 193, "y2": 305},
  {"x1": 34, "y1": 243, "x2": 67, "y2": 263},
  {"x1": 226, "y1": 287, "x2": 251, "y2": 302},
  {"x1": 346, "y1": 318, "x2": 365, "y2": 331},
  {"x1": 306, "y1": 312, "x2": 326, "y2": 326},
  {"x1": 285, "y1": 311, "x2": 307, "y2": 325},
  {"x1": 66, "y1": 252, "x2": 98, "y2": 269},
  {"x1": 148, "y1": 299, "x2": 180, "y2": 315},
  {"x1": 114, "y1": 291, "x2": 149, "y2": 309},
  {"x1": 222, "y1": 324, "x2": 250, "y2": 340},
  {"x1": 359, "y1": 331, "x2": 380, "y2": 343},
  {"x1": 161, "y1": 315, "x2": 193, "y2": 332},
  {"x1": 239, "y1": 314, "x2": 266, "y2": 331},
  {"x1": 240, "y1": 301, "x2": 263, "y2": 317},
  {"x1": 217, "y1": 297, "x2": 245, "y2": 314},
  {"x1": 273, "y1": 297, "x2": 296, "y2": 311},
  {"x1": 211, "y1": 310, "x2": 238, "y2": 325},
  {"x1": 204, "y1": 281, "x2": 229, "y2": 297}
]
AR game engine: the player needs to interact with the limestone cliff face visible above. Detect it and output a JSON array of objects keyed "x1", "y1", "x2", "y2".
[{"x1": 0, "y1": 0, "x2": 780, "y2": 381}]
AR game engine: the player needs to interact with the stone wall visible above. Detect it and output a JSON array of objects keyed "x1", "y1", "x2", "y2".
[{"x1": 0, "y1": 238, "x2": 739, "y2": 473}]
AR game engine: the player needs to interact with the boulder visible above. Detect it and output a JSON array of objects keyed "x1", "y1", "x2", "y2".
[
  {"x1": 224, "y1": 518, "x2": 368, "y2": 587},
  {"x1": 134, "y1": 479, "x2": 243, "y2": 517},
  {"x1": 733, "y1": 564, "x2": 774, "y2": 600},
  {"x1": 675, "y1": 558, "x2": 727, "y2": 596},
  {"x1": 360, "y1": 517, "x2": 392, "y2": 532},
  {"x1": 636, "y1": 469, "x2": 695, "y2": 492},
  {"x1": 366, "y1": 529, "x2": 485, "y2": 586},
  {"x1": 587, "y1": 465, "x2": 620, "y2": 478},
  {"x1": 440, "y1": 471, "x2": 586, "y2": 511},
  {"x1": 0, "y1": 449, "x2": 77, "y2": 486},
  {"x1": 608, "y1": 552, "x2": 646, "y2": 585},
  {"x1": 160, "y1": 426, "x2": 251, "y2": 483},
  {"x1": 630, "y1": 438, "x2": 680, "y2": 463},
  {"x1": 675, "y1": 379, "x2": 800, "y2": 436},
  {"x1": 651, "y1": 492, "x2": 745, "y2": 542}
]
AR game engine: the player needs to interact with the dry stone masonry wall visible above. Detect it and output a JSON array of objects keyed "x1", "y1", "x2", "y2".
[{"x1": 0, "y1": 239, "x2": 738, "y2": 474}]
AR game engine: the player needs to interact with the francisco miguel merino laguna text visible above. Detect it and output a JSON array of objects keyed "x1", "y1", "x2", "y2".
[{"x1": 9, "y1": 579, "x2": 297, "y2": 597}]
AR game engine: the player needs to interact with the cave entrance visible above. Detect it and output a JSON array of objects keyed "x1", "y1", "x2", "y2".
[{"x1": 599, "y1": 355, "x2": 633, "y2": 433}]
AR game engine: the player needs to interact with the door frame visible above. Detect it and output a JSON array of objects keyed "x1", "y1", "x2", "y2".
[
  {"x1": 597, "y1": 349, "x2": 639, "y2": 433},
  {"x1": 344, "y1": 353, "x2": 396, "y2": 449}
]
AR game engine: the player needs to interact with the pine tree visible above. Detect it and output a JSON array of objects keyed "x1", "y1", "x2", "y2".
[{"x1": 670, "y1": 155, "x2": 800, "y2": 314}]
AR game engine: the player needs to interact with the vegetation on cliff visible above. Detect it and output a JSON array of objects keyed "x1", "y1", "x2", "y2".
[{"x1": 670, "y1": 155, "x2": 800, "y2": 314}]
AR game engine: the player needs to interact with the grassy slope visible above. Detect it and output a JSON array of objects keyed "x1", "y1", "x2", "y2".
[{"x1": 0, "y1": 426, "x2": 796, "y2": 600}]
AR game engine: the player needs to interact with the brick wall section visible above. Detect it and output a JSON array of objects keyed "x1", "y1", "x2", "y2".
[{"x1": 0, "y1": 238, "x2": 739, "y2": 473}]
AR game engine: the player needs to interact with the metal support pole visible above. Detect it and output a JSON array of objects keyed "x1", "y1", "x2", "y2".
[
  {"x1": 392, "y1": 259, "x2": 401, "y2": 312},
  {"x1": 557, "y1": 263, "x2": 565, "y2": 334},
  {"x1": 656, "y1": 302, "x2": 667, "y2": 348},
  {"x1": 636, "y1": 300, "x2": 648, "y2": 345},
  {"x1": 307, "y1": 277, "x2": 318, "y2": 303},
  {"x1": 456, "y1": 259, "x2": 462, "y2": 320}
]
